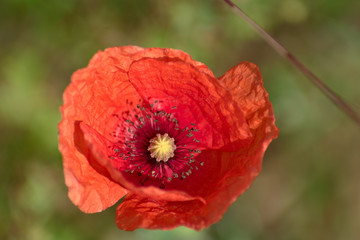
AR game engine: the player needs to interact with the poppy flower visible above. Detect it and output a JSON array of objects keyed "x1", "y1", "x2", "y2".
[{"x1": 58, "y1": 46, "x2": 278, "y2": 231}]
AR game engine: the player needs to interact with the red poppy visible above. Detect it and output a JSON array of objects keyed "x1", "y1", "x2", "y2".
[{"x1": 58, "y1": 46, "x2": 278, "y2": 231}]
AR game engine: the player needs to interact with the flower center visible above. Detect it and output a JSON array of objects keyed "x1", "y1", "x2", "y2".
[
  {"x1": 109, "y1": 101, "x2": 204, "y2": 187},
  {"x1": 147, "y1": 133, "x2": 176, "y2": 162}
]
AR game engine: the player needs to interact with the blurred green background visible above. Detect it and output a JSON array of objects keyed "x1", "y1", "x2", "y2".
[{"x1": 1, "y1": 0, "x2": 359, "y2": 239}]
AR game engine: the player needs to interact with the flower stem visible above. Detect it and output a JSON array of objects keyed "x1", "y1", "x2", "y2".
[{"x1": 223, "y1": 0, "x2": 360, "y2": 127}]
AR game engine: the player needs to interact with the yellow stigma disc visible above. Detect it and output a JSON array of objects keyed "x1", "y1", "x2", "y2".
[{"x1": 147, "y1": 133, "x2": 176, "y2": 162}]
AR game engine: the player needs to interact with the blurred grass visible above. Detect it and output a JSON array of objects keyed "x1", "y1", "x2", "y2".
[{"x1": 0, "y1": 0, "x2": 359, "y2": 239}]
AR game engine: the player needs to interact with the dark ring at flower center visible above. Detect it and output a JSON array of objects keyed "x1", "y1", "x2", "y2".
[{"x1": 109, "y1": 101, "x2": 204, "y2": 187}]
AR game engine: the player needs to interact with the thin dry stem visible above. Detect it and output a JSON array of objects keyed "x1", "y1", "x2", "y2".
[{"x1": 223, "y1": 0, "x2": 360, "y2": 126}]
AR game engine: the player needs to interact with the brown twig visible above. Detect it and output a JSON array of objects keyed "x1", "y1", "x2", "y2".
[{"x1": 223, "y1": 0, "x2": 360, "y2": 126}]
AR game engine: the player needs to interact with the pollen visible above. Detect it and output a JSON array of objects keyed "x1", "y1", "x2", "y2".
[{"x1": 147, "y1": 133, "x2": 176, "y2": 162}]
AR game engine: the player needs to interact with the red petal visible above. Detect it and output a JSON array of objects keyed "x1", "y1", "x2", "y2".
[
  {"x1": 78, "y1": 122, "x2": 205, "y2": 203},
  {"x1": 116, "y1": 193, "x2": 206, "y2": 231},
  {"x1": 183, "y1": 62, "x2": 278, "y2": 228},
  {"x1": 127, "y1": 57, "x2": 252, "y2": 151},
  {"x1": 92, "y1": 46, "x2": 214, "y2": 76},
  {"x1": 59, "y1": 120, "x2": 127, "y2": 213},
  {"x1": 59, "y1": 46, "x2": 217, "y2": 212},
  {"x1": 218, "y1": 61, "x2": 278, "y2": 138},
  {"x1": 59, "y1": 46, "x2": 142, "y2": 212},
  {"x1": 114, "y1": 61, "x2": 278, "y2": 230},
  {"x1": 115, "y1": 153, "x2": 256, "y2": 231},
  {"x1": 59, "y1": 47, "x2": 278, "y2": 229},
  {"x1": 181, "y1": 61, "x2": 279, "y2": 227}
]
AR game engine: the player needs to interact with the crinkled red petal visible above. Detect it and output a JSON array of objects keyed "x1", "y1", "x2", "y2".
[
  {"x1": 79, "y1": 122, "x2": 205, "y2": 203},
  {"x1": 127, "y1": 57, "x2": 252, "y2": 151},
  {"x1": 59, "y1": 46, "x2": 218, "y2": 212},
  {"x1": 114, "y1": 61, "x2": 278, "y2": 230},
  {"x1": 59, "y1": 46, "x2": 278, "y2": 230},
  {"x1": 116, "y1": 193, "x2": 206, "y2": 231},
  {"x1": 59, "y1": 47, "x2": 143, "y2": 212},
  {"x1": 90, "y1": 46, "x2": 214, "y2": 77}
]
